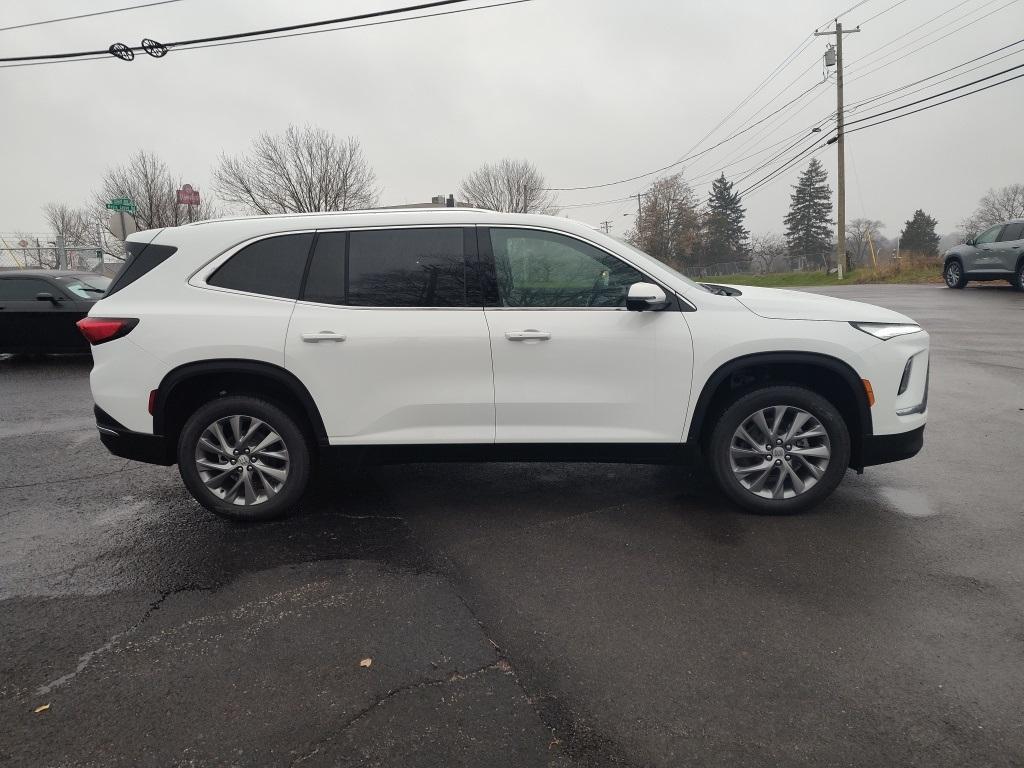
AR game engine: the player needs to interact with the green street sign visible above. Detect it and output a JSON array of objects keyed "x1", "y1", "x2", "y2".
[{"x1": 105, "y1": 197, "x2": 137, "y2": 213}]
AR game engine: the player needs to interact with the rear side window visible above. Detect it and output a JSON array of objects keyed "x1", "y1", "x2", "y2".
[
  {"x1": 303, "y1": 228, "x2": 468, "y2": 307},
  {"x1": 998, "y1": 222, "x2": 1024, "y2": 241},
  {"x1": 208, "y1": 233, "x2": 313, "y2": 300},
  {"x1": 106, "y1": 241, "x2": 178, "y2": 296},
  {"x1": 0, "y1": 277, "x2": 57, "y2": 300}
]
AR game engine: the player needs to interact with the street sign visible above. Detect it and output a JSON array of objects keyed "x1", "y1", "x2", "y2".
[
  {"x1": 105, "y1": 197, "x2": 137, "y2": 213},
  {"x1": 176, "y1": 184, "x2": 200, "y2": 206},
  {"x1": 108, "y1": 211, "x2": 138, "y2": 241}
]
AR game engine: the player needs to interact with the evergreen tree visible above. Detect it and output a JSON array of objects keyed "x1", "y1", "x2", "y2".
[
  {"x1": 703, "y1": 173, "x2": 749, "y2": 265},
  {"x1": 899, "y1": 209, "x2": 940, "y2": 256},
  {"x1": 784, "y1": 158, "x2": 833, "y2": 269}
]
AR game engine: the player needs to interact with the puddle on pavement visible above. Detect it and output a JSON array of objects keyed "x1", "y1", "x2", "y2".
[{"x1": 878, "y1": 487, "x2": 938, "y2": 518}]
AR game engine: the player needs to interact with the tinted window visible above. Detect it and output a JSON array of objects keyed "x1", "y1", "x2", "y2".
[
  {"x1": 208, "y1": 233, "x2": 313, "y2": 299},
  {"x1": 998, "y1": 222, "x2": 1024, "y2": 242},
  {"x1": 976, "y1": 225, "x2": 1003, "y2": 245},
  {"x1": 303, "y1": 228, "x2": 467, "y2": 307},
  {"x1": 107, "y1": 242, "x2": 177, "y2": 296},
  {"x1": 0, "y1": 277, "x2": 57, "y2": 300},
  {"x1": 489, "y1": 228, "x2": 646, "y2": 308}
]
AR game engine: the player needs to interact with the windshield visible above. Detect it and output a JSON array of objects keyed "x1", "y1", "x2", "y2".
[
  {"x1": 612, "y1": 238, "x2": 710, "y2": 293},
  {"x1": 55, "y1": 274, "x2": 111, "y2": 299}
]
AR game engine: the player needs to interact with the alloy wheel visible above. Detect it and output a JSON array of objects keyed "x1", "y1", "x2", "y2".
[
  {"x1": 728, "y1": 405, "x2": 831, "y2": 500},
  {"x1": 194, "y1": 415, "x2": 290, "y2": 506},
  {"x1": 945, "y1": 262, "x2": 961, "y2": 287}
]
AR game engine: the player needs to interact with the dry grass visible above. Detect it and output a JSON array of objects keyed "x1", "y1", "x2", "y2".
[{"x1": 711, "y1": 253, "x2": 944, "y2": 288}]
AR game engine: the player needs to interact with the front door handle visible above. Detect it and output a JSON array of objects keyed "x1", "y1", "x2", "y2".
[
  {"x1": 505, "y1": 330, "x2": 552, "y2": 341},
  {"x1": 301, "y1": 331, "x2": 346, "y2": 343}
]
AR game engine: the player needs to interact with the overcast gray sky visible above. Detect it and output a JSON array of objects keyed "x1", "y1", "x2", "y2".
[{"x1": 2, "y1": 0, "x2": 1023, "y2": 240}]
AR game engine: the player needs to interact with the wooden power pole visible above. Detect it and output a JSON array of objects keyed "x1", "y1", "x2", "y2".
[{"x1": 815, "y1": 21, "x2": 858, "y2": 279}]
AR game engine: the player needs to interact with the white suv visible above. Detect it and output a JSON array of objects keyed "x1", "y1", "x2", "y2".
[{"x1": 81, "y1": 209, "x2": 929, "y2": 520}]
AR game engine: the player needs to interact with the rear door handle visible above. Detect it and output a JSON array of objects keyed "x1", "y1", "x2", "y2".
[
  {"x1": 505, "y1": 330, "x2": 551, "y2": 341},
  {"x1": 301, "y1": 331, "x2": 346, "y2": 343}
]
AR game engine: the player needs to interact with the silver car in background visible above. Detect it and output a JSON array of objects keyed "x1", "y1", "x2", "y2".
[{"x1": 943, "y1": 219, "x2": 1024, "y2": 290}]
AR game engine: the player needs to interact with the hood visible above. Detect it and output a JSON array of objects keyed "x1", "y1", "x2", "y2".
[{"x1": 722, "y1": 284, "x2": 914, "y2": 323}]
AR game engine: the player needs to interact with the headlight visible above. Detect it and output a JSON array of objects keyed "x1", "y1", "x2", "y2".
[{"x1": 849, "y1": 322, "x2": 922, "y2": 340}]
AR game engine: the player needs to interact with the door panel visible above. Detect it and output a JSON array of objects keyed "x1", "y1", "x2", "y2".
[
  {"x1": 485, "y1": 308, "x2": 693, "y2": 443},
  {"x1": 481, "y1": 226, "x2": 693, "y2": 444},
  {"x1": 0, "y1": 277, "x2": 87, "y2": 352},
  {"x1": 285, "y1": 226, "x2": 494, "y2": 444},
  {"x1": 286, "y1": 306, "x2": 494, "y2": 443},
  {"x1": 968, "y1": 225, "x2": 1005, "y2": 272},
  {"x1": 995, "y1": 222, "x2": 1024, "y2": 271}
]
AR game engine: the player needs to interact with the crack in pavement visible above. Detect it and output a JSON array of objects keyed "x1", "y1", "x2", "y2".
[
  {"x1": 33, "y1": 583, "x2": 212, "y2": 697},
  {"x1": 0, "y1": 460, "x2": 143, "y2": 493},
  {"x1": 289, "y1": 659, "x2": 513, "y2": 767}
]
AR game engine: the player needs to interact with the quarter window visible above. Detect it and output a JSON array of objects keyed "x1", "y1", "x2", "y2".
[
  {"x1": 997, "y1": 222, "x2": 1024, "y2": 242},
  {"x1": 0, "y1": 277, "x2": 57, "y2": 300},
  {"x1": 489, "y1": 228, "x2": 646, "y2": 308},
  {"x1": 975, "y1": 225, "x2": 1003, "y2": 245},
  {"x1": 207, "y1": 233, "x2": 313, "y2": 299},
  {"x1": 303, "y1": 228, "x2": 468, "y2": 307}
]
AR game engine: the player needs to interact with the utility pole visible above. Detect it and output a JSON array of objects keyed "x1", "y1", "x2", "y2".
[
  {"x1": 55, "y1": 234, "x2": 66, "y2": 270},
  {"x1": 599, "y1": 220, "x2": 612, "y2": 234},
  {"x1": 815, "y1": 21, "x2": 859, "y2": 280}
]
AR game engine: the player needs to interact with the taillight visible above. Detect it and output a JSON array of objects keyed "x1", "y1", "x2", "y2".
[{"x1": 76, "y1": 317, "x2": 138, "y2": 345}]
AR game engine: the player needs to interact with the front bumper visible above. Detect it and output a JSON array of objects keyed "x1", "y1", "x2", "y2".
[
  {"x1": 94, "y1": 405, "x2": 173, "y2": 466},
  {"x1": 860, "y1": 425, "x2": 924, "y2": 467}
]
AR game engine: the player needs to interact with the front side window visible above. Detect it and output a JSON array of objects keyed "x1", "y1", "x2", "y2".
[
  {"x1": 303, "y1": 228, "x2": 467, "y2": 307},
  {"x1": 0, "y1": 277, "x2": 58, "y2": 300},
  {"x1": 489, "y1": 228, "x2": 646, "y2": 308},
  {"x1": 207, "y1": 233, "x2": 313, "y2": 299},
  {"x1": 997, "y1": 222, "x2": 1024, "y2": 242},
  {"x1": 975, "y1": 225, "x2": 1003, "y2": 245}
]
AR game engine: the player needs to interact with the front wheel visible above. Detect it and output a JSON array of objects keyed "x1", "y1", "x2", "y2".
[
  {"x1": 944, "y1": 259, "x2": 967, "y2": 289},
  {"x1": 177, "y1": 395, "x2": 311, "y2": 522},
  {"x1": 708, "y1": 386, "x2": 851, "y2": 515}
]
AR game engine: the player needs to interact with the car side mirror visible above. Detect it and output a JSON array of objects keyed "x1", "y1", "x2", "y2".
[
  {"x1": 966, "y1": 237, "x2": 975, "y2": 246},
  {"x1": 626, "y1": 282, "x2": 669, "y2": 312},
  {"x1": 36, "y1": 292, "x2": 60, "y2": 304}
]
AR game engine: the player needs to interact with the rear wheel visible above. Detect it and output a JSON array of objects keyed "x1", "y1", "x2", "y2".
[
  {"x1": 1012, "y1": 260, "x2": 1024, "y2": 291},
  {"x1": 708, "y1": 386, "x2": 851, "y2": 515},
  {"x1": 177, "y1": 395, "x2": 311, "y2": 521},
  {"x1": 943, "y1": 259, "x2": 967, "y2": 289}
]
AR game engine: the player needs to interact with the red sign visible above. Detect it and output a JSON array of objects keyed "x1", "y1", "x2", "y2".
[{"x1": 176, "y1": 184, "x2": 200, "y2": 206}]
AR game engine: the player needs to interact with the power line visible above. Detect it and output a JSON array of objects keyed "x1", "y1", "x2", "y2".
[
  {"x1": 0, "y1": 0, "x2": 532, "y2": 69},
  {"x1": 845, "y1": 60, "x2": 1024, "y2": 127},
  {"x1": 0, "y1": 0, "x2": 188, "y2": 33},
  {"x1": 845, "y1": 70, "x2": 1024, "y2": 134},
  {"x1": 0, "y1": 0, "x2": 484, "y2": 62},
  {"x1": 846, "y1": 0, "x2": 1020, "y2": 83},
  {"x1": 818, "y1": 0, "x2": 873, "y2": 28},
  {"x1": 857, "y1": 0, "x2": 911, "y2": 26}
]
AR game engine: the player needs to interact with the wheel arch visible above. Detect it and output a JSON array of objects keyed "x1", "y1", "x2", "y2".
[
  {"x1": 153, "y1": 359, "x2": 328, "y2": 451},
  {"x1": 687, "y1": 352, "x2": 873, "y2": 470}
]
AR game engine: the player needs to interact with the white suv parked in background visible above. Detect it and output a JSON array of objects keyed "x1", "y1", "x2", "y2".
[{"x1": 81, "y1": 209, "x2": 929, "y2": 520}]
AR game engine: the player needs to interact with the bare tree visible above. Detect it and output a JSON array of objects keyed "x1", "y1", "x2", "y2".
[
  {"x1": 625, "y1": 173, "x2": 701, "y2": 270},
  {"x1": 95, "y1": 150, "x2": 217, "y2": 231},
  {"x1": 846, "y1": 218, "x2": 884, "y2": 267},
  {"x1": 214, "y1": 125, "x2": 380, "y2": 214},
  {"x1": 459, "y1": 158, "x2": 558, "y2": 214},
  {"x1": 962, "y1": 183, "x2": 1024, "y2": 235},
  {"x1": 750, "y1": 232, "x2": 788, "y2": 274}
]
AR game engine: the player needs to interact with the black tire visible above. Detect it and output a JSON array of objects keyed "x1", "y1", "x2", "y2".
[
  {"x1": 943, "y1": 259, "x2": 967, "y2": 289},
  {"x1": 1012, "y1": 260, "x2": 1024, "y2": 291},
  {"x1": 177, "y1": 395, "x2": 311, "y2": 522},
  {"x1": 707, "y1": 385, "x2": 851, "y2": 515}
]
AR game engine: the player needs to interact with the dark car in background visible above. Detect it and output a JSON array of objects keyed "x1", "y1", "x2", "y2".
[{"x1": 0, "y1": 270, "x2": 111, "y2": 354}]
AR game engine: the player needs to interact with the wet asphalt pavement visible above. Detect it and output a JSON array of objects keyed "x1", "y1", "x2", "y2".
[{"x1": 1, "y1": 283, "x2": 1022, "y2": 767}]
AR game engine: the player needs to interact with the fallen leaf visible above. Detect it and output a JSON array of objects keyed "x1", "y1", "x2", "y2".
[
  {"x1": 34, "y1": 704, "x2": 50, "y2": 714},
  {"x1": 359, "y1": 658, "x2": 372, "y2": 668}
]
